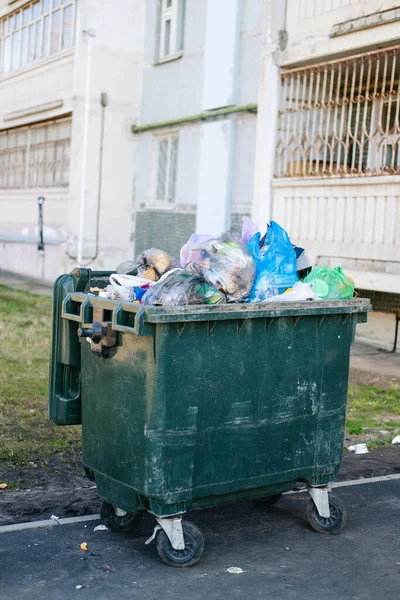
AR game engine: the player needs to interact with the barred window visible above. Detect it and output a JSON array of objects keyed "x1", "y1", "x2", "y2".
[
  {"x1": 275, "y1": 46, "x2": 400, "y2": 178},
  {"x1": 0, "y1": 0, "x2": 75, "y2": 76},
  {"x1": 0, "y1": 118, "x2": 71, "y2": 189},
  {"x1": 156, "y1": 134, "x2": 179, "y2": 203}
]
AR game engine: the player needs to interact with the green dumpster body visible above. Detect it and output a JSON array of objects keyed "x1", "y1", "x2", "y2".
[{"x1": 49, "y1": 269, "x2": 371, "y2": 518}]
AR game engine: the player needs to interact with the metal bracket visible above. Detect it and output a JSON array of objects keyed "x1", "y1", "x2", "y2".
[
  {"x1": 308, "y1": 486, "x2": 330, "y2": 518},
  {"x1": 145, "y1": 517, "x2": 185, "y2": 550},
  {"x1": 114, "y1": 506, "x2": 127, "y2": 517}
]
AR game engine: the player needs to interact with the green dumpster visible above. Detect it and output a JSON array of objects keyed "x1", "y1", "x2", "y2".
[{"x1": 49, "y1": 268, "x2": 371, "y2": 567}]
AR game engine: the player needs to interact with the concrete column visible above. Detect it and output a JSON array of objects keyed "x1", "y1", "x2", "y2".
[
  {"x1": 252, "y1": 0, "x2": 287, "y2": 232},
  {"x1": 196, "y1": 0, "x2": 241, "y2": 235}
]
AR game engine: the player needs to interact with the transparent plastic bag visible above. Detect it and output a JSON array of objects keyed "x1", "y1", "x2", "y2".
[
  {"x1": 241, "y1": 216, "x2": 259, "y2": 244},
  {"x1": 303, "y1": 266, "x2": 355, "y2": 300},
  {"x1": 180, "y1": 234, "x2": 214, "y2": 268},
  {"x1": 247, "y1": 221, "x2": 298, "y2": 302},
  {"x1": 185, "y1": 233, "x2": 256, "y2": 302},
  {"x1": 142, "y1": 270, "x2": 225, "y2": 306}
]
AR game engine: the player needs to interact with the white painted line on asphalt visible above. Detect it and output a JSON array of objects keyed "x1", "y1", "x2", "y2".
[{"x1": 1, "y1": 474, "x2": 400, "y2": 534}]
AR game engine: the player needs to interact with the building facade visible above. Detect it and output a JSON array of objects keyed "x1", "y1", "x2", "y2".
[
  {"x1": 0, "y1": 0, "x2": 145, "y2": 281},
  {"x1": 0, "y1": 0, "x2": 399, "y2": 350},
  {"x1": 257, "y1": 0, "x2": 400, "y2": 349}
]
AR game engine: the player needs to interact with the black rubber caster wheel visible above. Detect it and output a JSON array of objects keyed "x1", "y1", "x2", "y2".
[
  {"x1": 156, "y1": 521, "x2": 204, "y2": 567},
  {"x1": 306, "y1": 494, "x2": 348, "y2": 535},
  {"x1": 252, "y1": 493, "x2": 282, "y2": 507},
  {"x1": 100, "y1": 500, "x2": 142, "y2": 532}
]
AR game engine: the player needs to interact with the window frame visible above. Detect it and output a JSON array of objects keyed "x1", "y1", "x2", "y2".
[
  {"x1": 0, "y1": 0, "x2": 75, "y2": 77},
  {"x1": 157, "y1": 0, "x2": 185, "y2": 64}
]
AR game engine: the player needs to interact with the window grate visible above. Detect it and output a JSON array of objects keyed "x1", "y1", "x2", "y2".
[
  {"x1": 156, "y1": 135, "x2": 179, "y2": 203},
  {"x1": 0, "y1": 117, "x2": 71, "y2": 189},
  {"x1": 275, "y1": 45, "x2": 400, "y2": 178}
]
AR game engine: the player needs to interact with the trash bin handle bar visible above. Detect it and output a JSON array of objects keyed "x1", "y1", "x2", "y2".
[
  {"x1": 112, "y1": 302, "x2": 147, "y2": 336},
  {"x1": 62, "y1": 293, "x2": 149, "y2": 336}
]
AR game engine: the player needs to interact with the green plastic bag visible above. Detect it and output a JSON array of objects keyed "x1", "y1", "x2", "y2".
[{"x1": 303, "y1": 266, "x2": 354, "y2": 300}]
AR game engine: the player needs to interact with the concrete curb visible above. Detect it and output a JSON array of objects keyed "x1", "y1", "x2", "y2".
[
  {"x1": 1, "y1": 474, "x2": 400, "y2": 534},
  {"x1": 0, "y1": 513, "x2": 100, "y2": 534}
]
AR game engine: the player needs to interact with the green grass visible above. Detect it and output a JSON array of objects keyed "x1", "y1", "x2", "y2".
[
  {"x1": 346, "y1": 384, "x2": 400, "y2": 436},
  {"x1": 0, "y1": 285, "x2": 81, "y2": 470}
]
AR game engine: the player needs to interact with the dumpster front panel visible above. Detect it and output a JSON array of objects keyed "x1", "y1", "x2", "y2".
[{"x1": 146, "y1": 312, "x2": 352, "y2": 501}]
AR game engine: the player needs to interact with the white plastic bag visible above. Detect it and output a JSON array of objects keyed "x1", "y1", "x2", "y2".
[
  {"x1": 264, "y1": 282, "x2": 317, "y2": 303},
  {"x1": 99, "y1": 273, "x2": 155, "y2": 301}
]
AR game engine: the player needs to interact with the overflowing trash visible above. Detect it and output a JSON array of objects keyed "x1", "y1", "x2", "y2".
[
  {"x1": 96, "y1": 218, "x2": 357, "y2": 307},
  {"x1": 142, "y1": 270, "x2": 226, "y2": 306},
  {"x1": 184, "y1": 233, "x2": 255, "y2": 302}
]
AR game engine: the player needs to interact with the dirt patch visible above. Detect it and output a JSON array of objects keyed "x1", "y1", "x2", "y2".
[
  {"x1": 338, "y1": 446, "x2": 400, "y2": 481},
  {"x1": 1, "y1": 447, "x2": 399, "y2": 527},
  {"x1": 0, "y1": 455, "x2": 100, "y2": 526},
  {"x1": 349, "y1": 367, "x2": 400, "y2": 388}
]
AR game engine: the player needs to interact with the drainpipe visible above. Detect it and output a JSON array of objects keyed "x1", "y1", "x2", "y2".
[{"x1": 77, "y1": 29, "x2": 96, "y2": 267}]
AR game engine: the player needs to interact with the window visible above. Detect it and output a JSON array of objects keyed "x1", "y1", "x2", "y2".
[
  {"x1": 158, "y1": 0, "x2": 185, "y2": 61},
  {"x1": 155, "y1": 134, "x2": 179, "y2": 203},
  {"x1": 0, "y1": 0, "x2": 75, "y2": 75},
  {"x1": 0, "y1": 117, "x2": 71, "y2": 188},
  {"x1": 275, "y1": 45, "x2": 400, "y2": 177}
]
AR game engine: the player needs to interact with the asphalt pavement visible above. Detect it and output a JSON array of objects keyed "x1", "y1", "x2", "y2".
[{"x1": 0, "y1": 479, "x2": 399, "y2": 600}]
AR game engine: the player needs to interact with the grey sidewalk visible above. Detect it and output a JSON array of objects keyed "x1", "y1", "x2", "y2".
[
  {"x1": 0, "y1": 479, "x2": 399, "y2": 600},
  {"x1": 0, "y1": 270, "x2": 52, "y2": 296},
  {"x1": 350, "y1": 341, "x2": 400, "y2": 381}
]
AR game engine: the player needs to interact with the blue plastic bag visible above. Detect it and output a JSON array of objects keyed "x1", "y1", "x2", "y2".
[{"x1": 247, "y1": 221, "x2": 299, "y2": 302}]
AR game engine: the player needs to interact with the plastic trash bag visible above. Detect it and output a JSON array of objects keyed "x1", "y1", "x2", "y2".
[
  {"x1": 180, "y1": 234, "x2": 214, "y2": 268},
  {"x1": 99, "y1": 273, "x2": 155, "y2": 302},
  {"x1": 142, "y1": 270, "x2": 225, "y2": 306},
  {"x1": 185, "y1": 233, "x2": 256, "y2": 302},
  {"x1": 136, "y1": 248, "x2": 176, "y2": 281},
  {"x1": 263, "y1": 282, "x2": 318, "y2": 303},
  {"x1": 116, "y1": 260, "x2": 137, "y2": 275},
  {"x1": 241, "y1": 216, "x2": 259, "y2": 244},
  {"x1": 247, "y1": 221, "x2": 299, "y2": 302},
  {"x1": 303, "y1": 266, "x2": 355, "y2": 300}
]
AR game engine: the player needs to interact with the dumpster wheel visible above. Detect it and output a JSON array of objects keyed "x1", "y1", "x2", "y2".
[
  {"x1": 306, "y1": 494, "x2": 348, "y2": 535},
  {"x1": 100, "y1": 500, "x2": 143, "y2": 532},
  {"x1": 156, "y1": 521, "x2": 204, "y2": 567}
]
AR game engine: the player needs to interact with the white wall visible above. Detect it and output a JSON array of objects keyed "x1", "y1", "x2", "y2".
[
  {"x1": 284, "y1": 0, "x2": 400, "y2": 65},
  {"x1": 66, "y1": 0, "x2": 146, "y2": 272},
  {"x1": 272, "y1": 176, "x2": 400, "y2": 293},
  {"x1": 0, "y1": 9, "x2": 74, "y2": 281}
]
